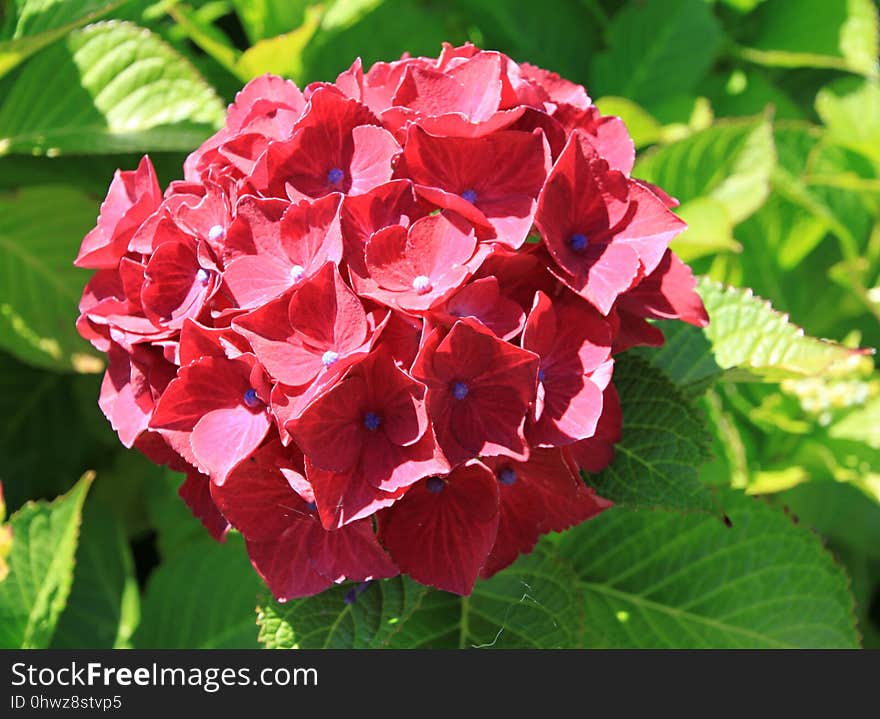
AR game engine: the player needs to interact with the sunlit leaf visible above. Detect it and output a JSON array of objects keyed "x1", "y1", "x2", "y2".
[
  {"x1": 0, "y1": 474, "x2": 92, "y2": 648},
  {"x1": 0, "y1": 21, "x2": 225, "y2": 155},
  {"x1": 563, "y1": 490, "x2": 859, "y2": 648},
  {"x1": 738, "y1": 0, "x2": 879, "y2": 77},
  {"x1": 0, "y1": 0, "x2": 123, "y2": 77},
  {"x1": 635, "y1": 116, "x2": 776, "y2": 224}
]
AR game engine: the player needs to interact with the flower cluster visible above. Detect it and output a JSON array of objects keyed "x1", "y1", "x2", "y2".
[{"x1": 75, "y1": 45, "x2": 708, "y2": 598}]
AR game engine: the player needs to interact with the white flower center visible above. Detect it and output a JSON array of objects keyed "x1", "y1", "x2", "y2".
[{"x1": 412, "y1": 275, "x2": 432, "y2": 294}]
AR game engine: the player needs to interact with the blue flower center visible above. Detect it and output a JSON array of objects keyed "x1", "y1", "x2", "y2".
[
  {"x1": 363, "y1": 412, "x2": 382, "y2": 431},
  {"x1": 321, "y1": 350, "x2": 339, "y2": 367},
  {"x1": 243, "y1": 388, "x2": 261, "y2": 408},
  {"x1": 327, "y1": 167, "x2": 345, "y2": 185},
  {"x1": 569, "y1": 233, "x2": 589, "y2": 252},
  {"x1": 452, "y1": 381, "x2": 469, "y2": 400},
  {"x1": 538, "y1": 368, "x2": 546, "y2": 382},
  {"x1": 426, "y1": 477, "x2": 445, "y2": 493},
  {"x1": 461, "y1": 189, "x2": 477, "y2": 204},
  {"x1": 498, "y1": 467, "x2": 517, "y2": 486},
  {"x1": 305, "y1": 501, "x2": 317, "y2": 512}
]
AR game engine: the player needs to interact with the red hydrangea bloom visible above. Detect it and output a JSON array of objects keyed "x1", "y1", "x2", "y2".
[
  {"x1": 222, "y1": 193, "x2": 343, "y2": 309},
  {"x1": 184, "y1": 74, "x2": 306, "y2": 182},
  {"x1": 378, "y1": 462, "x2": 499, "y2": 595},
  {"x1": 430, "y1": 276, "x2": 525, "y2": 340},
  {"x1": 99, "y1": 341, "x2": 176, "y2": 448},
  {"x1": 481, "y1": 448, "x2": 611, "y2": 578},
  {"x1": 412, "y1": 319, "x2": 539, "y2": 466},
  {"x1": 149, "y1": 353, "x2": 272, "y2": 483},
  {"x1": 358, "y1": 210, "x2": 484, "y2": 312},
  {"x1": 74, "y1": 43, "x2": 708, "y2": 600},
  {"x1": 522, "y1": 291, "x2": 613, "y2": 446},
  {"x1": 249, "y1": 88, "x2": 400, "y2": 201},
  {"x1": 213, "y1": 441, "x2": 396, "y2": 600},
  {"x1": 288, "y1": 349, "x2": 448, "y2": 529},
  {"x1": 75, "y1": 156, "x2": 162, "y2": 270},
  {"x1": 536, "y1": 131, "x2": 685, "y2": 314},
  {"x1": 139, "y1": 218, "x2": 221, "y2": 329},
  {"x1": 233, "y1": 263, "x2": 376, "y2": 390},
  {"x1": 395, "y1": 125, "x2": 550, "y2": 249},
  {"x1": 567, "y1": 384, "x2": 623, "y2": 474},
  {"x1": 612, "y1": 248, "x2": 710, "y2": 352}
]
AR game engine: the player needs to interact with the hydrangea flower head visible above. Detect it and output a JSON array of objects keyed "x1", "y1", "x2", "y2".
[{"x1": 76, "y1": 44, "x2": 707, "y2": 598}]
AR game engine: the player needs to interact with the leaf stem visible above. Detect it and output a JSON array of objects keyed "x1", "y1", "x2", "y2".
[{"x1": 459, "y1": 595, "x2": 470, "y2": 649}]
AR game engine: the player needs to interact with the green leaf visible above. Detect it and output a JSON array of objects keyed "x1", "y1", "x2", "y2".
[
  {"x1": 637, "y1": 321, "x2": 723, "y2": 397},
  {"x1": 560, "y1": 489, "x2": 859, "y2": 648},
  {"x1": 588, "y1": 0, "x2": 722, "y2": 109},
  {"x1": 738, "y1": 0, "x2": 879, "y2": 77},
  {"x1": 700, "y1": 68, "x2": 804, "y2": 121},
  {"x1": 231, "y1": 0, "x2": 311, "y2": 42},
  {"x1": 649, "y1": 93, "x2": 714, "y2": 131},
  {"x1": 90, "y1": 448, "x2": 161, "y2": 539},
  {"x1": 297, "y1": 0, "x2": 468, "y2": 85},
  {"x1": 583, "y1": 355, "x2": 715, "y2": 512},
  {"x1": 134, "y1": 534, "x2": 262, "y2": 649},
  {"x1": 816, "y1": 78, "x2": 880, "y2": 167},
  {"x1": 0, "y1": 185, "x2": 102, "y2": 372},
  {"x1": 776, "y1": 481, "x2": 880, "y2": 646},
  {"x1": 232, "y1": 0, "x2": 381, "y2": 48},
  {"x1": 781, "y1": 480, "x2": 880, "y2": 559},
  {"x1": 672, "y1": 197, "x2": 741, "y2": 261},
  {"x1": 0, "y1": 0, "x2": 124, "y2": 77},
  {"x1": 453, "y1": 0, "x2": 602, "y2": 86},
  {"x1": 635, "y1": 116, "x2": 776, "y2": 224},
  {"x1": 824, "y1": 541, "x2": 880, "y2": 648},
  {"x1": 773, "y1": 122, "x2": 822, "y2": 176},
  {"x1": 450, "y1": 546, "x2": 583, "y2": 648},
  {"x1": 696, "y1": 278, "x2": 867, "y2": 381},
  {"x1": 0, "y1": 473, "x2": 92, "y2": 649},
  {"x1": 0, "y1": 152, "x2": 193, "y2": 194},
  {"x1": 0, "y1": 483, "x2": 11, "y2": 582},
  {"x1": 715, "y1": 139, "x2": 874, "y2": 341},
  {"x1": 257, "y1": 576, "x2": 429, "y2": 649},
  {"x1": 0, "y1": 20, "x2": 225, "y2": 156},
  {"x1": 760, "y1": 177, "x2": 838, "y2": 269},
  {"x1": 166, "y1": 2, "x2": 242, "y2": 78},
  {"x1": 258, "y1": 545, "x2": 585, "y2": 648},
  {"x1": 699, "y1": 388, "x2": 750, "y2": 489},
  {"x1": 801, "y1": 143, "x2": 878, "y2": 284},
  {"x1": 146, "y1": 470, "x2": 213, "y2": 561},
  {"x1": 719, "y1": 0, "x2": 766, "y2": 11},
  {"x1": 50, "y1": 498, "x2": 140, "y2": 648},
  {"x1": 0, "y1": 351, "x2": 117, "y2": 510},
  {"x1": 235, "y1": 5, "x2": 323, "y2": 82},
  {"x1": 829, "y1": 395, "x2": 880, "y2": 448},
  {"x1": 783, "y1": 434, "x2": 880, "y2": 504},
  {"x1": 321, "y1": 0, "x2": 385, "y2": 33}
]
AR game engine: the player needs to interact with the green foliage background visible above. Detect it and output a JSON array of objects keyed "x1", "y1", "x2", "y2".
[{"x1": 0, "y1": 0, "x2": 878, "y2": 649}]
